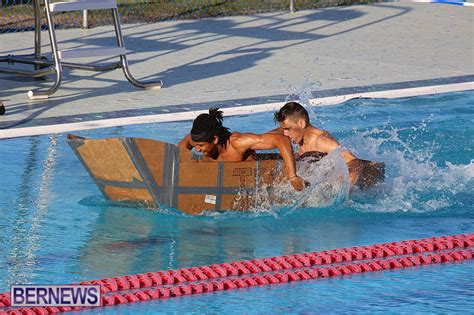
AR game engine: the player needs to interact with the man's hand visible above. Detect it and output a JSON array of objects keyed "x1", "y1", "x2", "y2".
[
  {"x1": 178, "y1": 134, "x2": 194, "y2": 150},
  {"x1": 289, "y1": 175, "x2": 305, "y2": 191}
]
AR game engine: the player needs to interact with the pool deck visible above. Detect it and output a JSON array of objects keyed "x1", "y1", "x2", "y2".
[{"x1": 0, "y1": 2, "x2": 473, "y2": 137}]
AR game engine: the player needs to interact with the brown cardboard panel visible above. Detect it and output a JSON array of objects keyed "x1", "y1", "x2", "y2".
[
  {"x1": 221, "y1": 194, "x2": 253, "y2": 211},
  {"x1": 179, "y1": 148, "x2": 195, "y2": 161},
  {"x1": 134, "y1": 138, "x2": 165, "y2": 186},
  {"x1": 179, "y1": 161, "x2": 218, "y2": 187},
  {"x1": 104, "y1": 185, "x2": 154, "y2": 204},
  {"x1": 77, "y1": 138, "x2": 142, "y2": 183},
  {"x1": 177, "y1": 194, "x2": 216, "y2": 214},
  {"x1": 258, "y1": 160, "x2": 283, "y2": 186},
  {"x1": 222, "y1": 161, "x2": 256, "y2": 188}
]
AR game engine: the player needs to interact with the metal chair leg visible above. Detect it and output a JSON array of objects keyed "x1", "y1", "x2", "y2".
[
  {"x1": 28, "y1": 0, "x2": 63, "y2": 100},
  {"x1": 0, "y1": 0, "x2": 52, "y2": 78},
  {"x1": 111, "y1": 8, "x2": 163, "y2": 90}
]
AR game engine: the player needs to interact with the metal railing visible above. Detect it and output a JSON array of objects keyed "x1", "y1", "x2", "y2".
[{"x1": 1, "y1": 0, "x2": 375, "y2": 33}]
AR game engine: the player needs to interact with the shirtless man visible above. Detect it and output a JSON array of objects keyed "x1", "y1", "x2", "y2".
[
  {"x1": 272, "y1": 101, "x2": 363, "y2": 186},
  {"x1": 179, "y1": 108, "x2": 305, "y2": 191}
]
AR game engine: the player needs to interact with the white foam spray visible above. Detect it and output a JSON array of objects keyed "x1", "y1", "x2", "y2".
[{"x1": 345, "y1": 119, "x2": 474, "y2": 213}]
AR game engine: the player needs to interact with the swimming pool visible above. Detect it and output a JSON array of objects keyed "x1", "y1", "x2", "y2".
[{"x1": 0, "y1": 91, "x2": 473, "y2": 313}]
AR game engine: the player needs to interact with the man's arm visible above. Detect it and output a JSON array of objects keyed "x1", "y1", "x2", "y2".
[
  {"x1": 234, "y1": 133, "x2": 304, "y2": 191},
  {"x1": 317, "y1": 132, "x2": 361, "y2": 185},
  {"x1": 178, "y1": 134, "x2": 194, "y2": 150}
]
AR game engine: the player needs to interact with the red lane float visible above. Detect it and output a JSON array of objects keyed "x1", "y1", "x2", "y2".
[
  {"x1": 1, "y1": 233, "x2": 473, "y2": 314},
  {"x1": 76, "y1": 233, "x2": 474, "y2": 294}
]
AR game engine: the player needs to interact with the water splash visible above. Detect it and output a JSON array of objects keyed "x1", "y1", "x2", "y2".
[
  {"x1": 280, "y1": 76, "x2": 324, "y2": 125},
  {"x1": 346, "y1": 119, "x2": 474, "y2": 213},
  {"x1": 233, "y1": 149, "x2": 351, "y2": 218}
]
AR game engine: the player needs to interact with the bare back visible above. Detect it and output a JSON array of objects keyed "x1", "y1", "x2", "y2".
[
  {"x1": 298, "y1": 127, "x2": 329, "y2": 156},
  {"x1": 210, "y1": 133, "x2": 255, "y2": 161},
  {"x1": 299, "y1": 126, "x2": 362, "y2": 185}
]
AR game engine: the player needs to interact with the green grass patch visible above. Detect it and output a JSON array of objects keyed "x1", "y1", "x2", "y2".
[{"x1": 1, "y1": 0, "x2": 379, "y2": 33}]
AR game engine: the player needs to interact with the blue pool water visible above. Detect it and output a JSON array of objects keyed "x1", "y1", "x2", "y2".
[{"x1": 0, "y1": 91, "x2": 473, "y2": 313}]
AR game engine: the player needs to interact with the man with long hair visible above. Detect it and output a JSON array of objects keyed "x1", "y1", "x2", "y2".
[{"x1": 179, "y1": 108, "x2": 305, "y2": 191}]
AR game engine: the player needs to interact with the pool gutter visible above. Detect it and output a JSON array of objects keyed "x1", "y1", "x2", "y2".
[{"x1": 0, "y1": 81, "x2": 473, "y2": 140}]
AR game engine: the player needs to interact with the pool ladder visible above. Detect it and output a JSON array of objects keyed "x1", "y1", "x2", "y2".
[{"x1": 28, "y1": 0, "x2": 163, "y2": 100}]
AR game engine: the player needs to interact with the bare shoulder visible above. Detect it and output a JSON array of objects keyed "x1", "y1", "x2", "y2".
[
  {"x1": 229, "y1": 132, "x2": 253, "y2": 148},
  {"x1": 230, "y1": 132, "x2": 250, "y2": 144},
  {"x1": 318, "y1": 130, "x2": 337, "y2": 142},
  {"x1": 230, "y1": 131, "x2": 242, "y2": 139},
  {"x1": 315, "y1": 129, "x2": 340, "y2": 152},
  {"x1": 305, "y1": 127, "x2": 328, "y2": 142},
  {"x1": 231, "y1": 132, "x2": 288, "y2": 151}
]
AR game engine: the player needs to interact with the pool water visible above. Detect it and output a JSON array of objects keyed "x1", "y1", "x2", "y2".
[{"x1": 0, "y1": 91, "x2": 473, "y2": 313}]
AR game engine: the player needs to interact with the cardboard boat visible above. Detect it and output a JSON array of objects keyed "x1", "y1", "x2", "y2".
[
  {"x1": 67, "y1": 134, "x2": 385, "y2": 214},
  {"x1": 67, "y1": 134, "x2": 287, "y2": 214}
]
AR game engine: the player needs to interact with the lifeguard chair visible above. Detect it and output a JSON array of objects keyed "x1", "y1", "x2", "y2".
[{"x1": 0, "y1": 0, "x2": 162, "y2": 100}]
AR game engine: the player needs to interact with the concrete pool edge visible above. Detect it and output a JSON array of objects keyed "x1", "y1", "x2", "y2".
[{"x1": 0, "y1": 80, "x2": 473, "y2": 140}]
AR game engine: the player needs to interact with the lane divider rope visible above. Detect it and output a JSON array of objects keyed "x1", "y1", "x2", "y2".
[{"x1": 1, "y1": 233, "x2": 472, "y2": 314}]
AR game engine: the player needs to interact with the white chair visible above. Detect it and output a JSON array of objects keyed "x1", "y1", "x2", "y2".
[{"x1": 28, "y1": 0, "x2": 163, "y2": 99}]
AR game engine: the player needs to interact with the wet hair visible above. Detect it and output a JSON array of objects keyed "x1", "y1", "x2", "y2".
[
  {"x1": 274, "y1": 101, "x2": 309, "y2": 124},
  {"x1": 191, "y1": 107, "x2": 232, "y2": 147}
]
